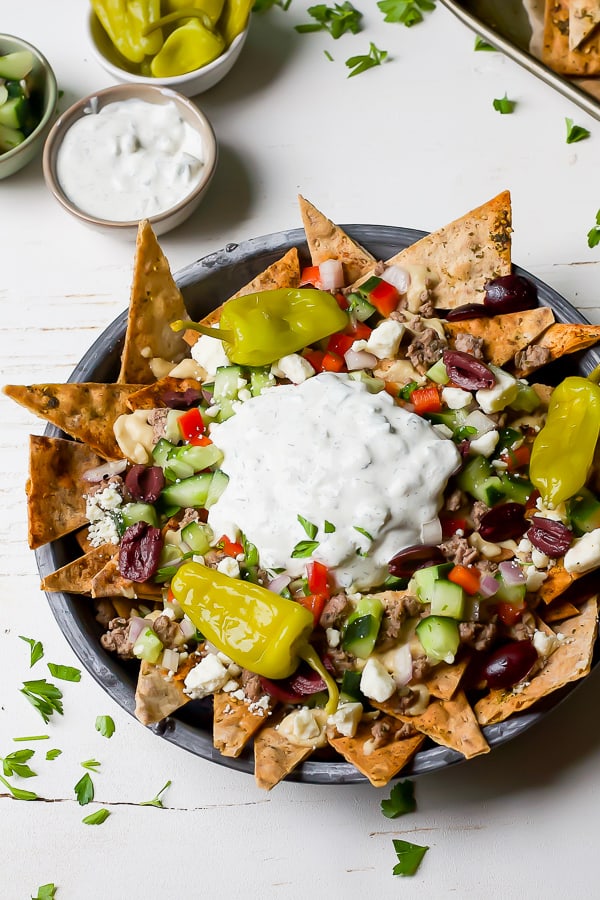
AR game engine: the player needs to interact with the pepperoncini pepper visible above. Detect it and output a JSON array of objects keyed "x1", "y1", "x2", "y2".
[
  {"x1": 529, "y1": 375, "x2": 600, "y2": 507},
  {"x1": 163, "y1": 0, "x2": 225, "y2": 25},
  {"x1": 91, "y1": 0, "x2": 163, "y2": 64},
  {"x1": 172, "y1": 288, "x2": 349, "y2": 367},
  {"x1": 219, "y1": 0, "x2": 253, "y2": 46},
  {"x1": 150, "y1": 17, "x2": 225, "y2": 76},
  {"x1": 171, "y1": 561, "x2": 339, "y2": 714}
]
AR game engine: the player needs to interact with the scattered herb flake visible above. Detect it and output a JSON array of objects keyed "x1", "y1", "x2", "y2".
[
  {"x1": 474, "y1": 35, "x2": 495, "y2": 50},
  {"x1": 587, "y1": 209, "x2": 600, "y2": 248},
  {"x1": 0, "y1": 772, "x2": 37, "y2": 800},
  {"x1": 324, "y1": 49, "x2": 334, "y2": 60},
  {"x1": 392, "y1": 838, "x2": 429, "y2": 876},
  {"x1": 380, "y1": 779, "x2": 416, "y2": 818},
  {"x1": 20, "y1": 679, "x2": 64, "y2": 724},
  {"x1": 296, "y1": 2, "x2": 363, "y2": 39},
  {"x1": 46, "y1": 749, "x2": 62, "y2": 761},
  {"x1": 82, "y1": 808, "x2": 110, "y2": 825},
  {"x1": 140, "y1": 779, "x2": 172, "y2": 808},
  {"x1": 453, "y1": 425, "x2": 478, "y2": 442},
  {"x1": 253, "y1": 0, "x2": 291, "y2": 10},
  {"x1": 13, "y1": 735, "x2": 49, "y2": 742},
  {"x1": 1, "y1": 749, "x2": 36, "y2": 779},
  {"x1": 493, "y1": 93, "x2": 516, "y2": 114},
  {"x1": 47, "y1": 663, "x2": 81, "y2": 683},
  {"x1": 399, "y1": 381, "x2": 418, "y2": 400},
  {"x1": 32, "y1": 884, "x2": 57, "y2": 900},
  {"x1": 19, "y1": 635, "x2": 44, "y2": 668},
  {"x1": 354, "y1": 525, "x2": 373, "y2": 541},
  {"x1": 81, "y1": 759, "x2": 101, "y2": 772},
  {"x1": 346, "y1": 42, "x2": 388, "y2": 77},
  {"x1": 74, "y1": 772, "x2": 94, "y2": 806},
  {"x1": 95, "y1": 715, "x2": 115, "y2": 739},
  {"x1": 324, "y1": 520, "x2": 336, "y2": 533},
  {"x1": 297, "y1": 514, "x2": 318, "y2": 539},
  {"x1": 291, "y1": 539, "x2": 320, "y2": 558},
  {"x1": 240, "y1": 531, "x2": 259, "y2": 567},
  {"x1": 378, "y1": 0, "x2": 436, "y2": 27},
  {"x1": 565, "y1": 117, "x2": 590, "y2": 144}
]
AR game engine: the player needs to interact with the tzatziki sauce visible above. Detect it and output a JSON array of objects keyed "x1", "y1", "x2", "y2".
[
  {"x1": 208, "y1": 372, "x2": 461, "y2": 591},
  {"x1": 55, "y1": 98, "x2": 206, "y2": 221}
]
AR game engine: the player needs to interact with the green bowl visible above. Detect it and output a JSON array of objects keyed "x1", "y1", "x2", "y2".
[{"x1": 0, "y1": 34, "x2": 58, "y2": 180}]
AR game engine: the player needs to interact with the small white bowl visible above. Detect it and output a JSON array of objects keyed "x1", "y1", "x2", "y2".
[
  {"x1": 87, "y1": 11, "x2": 249, "y2": 97},
  {"x1": 42, "y1": 83, "x2": 218, "y2": 237}
]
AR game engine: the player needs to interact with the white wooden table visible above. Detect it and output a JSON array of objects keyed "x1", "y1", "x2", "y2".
[{"x1": 2, "y1": 3, "x2": 600, "y2": 898}]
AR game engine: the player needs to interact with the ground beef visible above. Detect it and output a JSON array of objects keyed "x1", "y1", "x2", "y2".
[
  {"x1": 446, "y1": 488, "x2": 466, "y2": 512},
  {"x1": 514, "y1": 344, "x2": 551, "y2": 371},
  {"x1": 153, "y1": 614, "x2": 182, "y2": 649},
  {"x1": 454, "y1": 332, "x2": 485, "y2": 359},
  {"x1": 411, "y1": 654, "x2": 432, "y2": 681},
  {"x1": 95, "y1": 599, "x2": 116, "y2": 628},
  {"x1": 440, "y1": 532, "x2": 479, "y2": 566},
  {"x1": 204, "y1": 548, "x2": 227, "y2": 568},
  {"x1": 319, "y1": 593, "x2": 351, "y2": 629},
  {"x1": 508, "y1": 610, "x2": 536, "y2": 641},
  {"x1": 325, "y1": 647, "x2": 356, "y2": 676},
  {"x1": 475, "y1": 558, "x2": 499, "y2": 577},
  {"x1": 406, "y1": 327, "x2": 447, "y2": 372},
  {"x1": 369, "y1": 717, "x2": 415, "y2": 750},
  {"x1": 148, "y1": 408, "x2": 169, "y2": 444},
  {"x1": 419, "y1": 297, "x2": 435, "y2": 318},
  {"x1": 86, "y1": 474, "x2": 125, "y2": 498},
  {"x1": 178, "y1": 507, "x2": 200, "y2": 529},
  {"x1": 459, "y1": 621, "x2": 498, "y2": 652},
  {"x1": 100, "y1": 617, "x2": 135, "y2": 658},
  {"x1": 376, "y1": 593, "x2": 421, "y2": 651},
  {"x1": 471, "y1": 500, "x2": 490, "y2": 529},
  {"x1": 241, "y1": 669, "x2": 263, "y2": 702}
]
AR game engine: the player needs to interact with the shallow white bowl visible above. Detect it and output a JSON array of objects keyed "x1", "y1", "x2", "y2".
[
  {"x1": 42, "y1": 83, "x2": 218, "y2": 237},
  {"x1": 87, "y1": 10, "x2": 249, "y2": 97}
]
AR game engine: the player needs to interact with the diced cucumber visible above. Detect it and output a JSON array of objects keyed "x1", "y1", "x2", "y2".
[
  {"x1": 132, "y1": 627, "x2": 163, "y2": 664},
  {"x1": 180, "y1": 520, "x2": 213, "y2": 554},
  {"x1": 342, "y1": 596, "x2": 384, "y2": 658},
  {"x1": 214, "y1": 365, "x2": 243, "y2": 401},
  {"x1": 415, "y1": 615, "x2": 460, "y2": 663},
  {"x1": 0, "y1": 85, "x2": 7, "y2": 106},
  {"x1": 430, "y1": 580, "x2": 465, "y2": 619},
  {"x1": 357, "y1": 276, "x2": 382, "y2": 299},
  {"x1": 509, "y1": 381, "x2": 541, "y2": 413},
  {"x1": 121, "y1": 502, "x2": 159, "y2": 529},
  {"x1": 348, "y1": 370, "x2": 385, "y2": 393},
  {"x1": 164, "y1": 409, "x2": 187, "y2": 444},
  {"x1": 169, "y1": 442, "x2": 223, "y2": 472},
  {"x1": 346, "y1": 291, "x2": 377, "y2": 322},
  {"x1": 340, "y1": 670, "x2": 368, "y2": 704},
  {"x1": 0, "y1": 50, "x2": 34, "y2": 80},
  {"x1": 152, "y1": 437, "x2": 177, "y2": 468},
  {"x1": 250, "y1": 367, "x2": 276, "y2": 396},
  {"x1": 425, "y1": 407, "x2": 469, "y2": 431},
  {"x1": 163, "y1": 457, "x2": 196, "y2": 482},
  {"x1": 569, "y1": 488, "x2": 600, "y2": 534},
  {"x1": 409, "y1": 563, "x2": 453, "y2": 603},
  {"x1": 0, "y1": 95, "x2": 30, "y2": 129},
  {"x1": 426, "y1": 357, "x2": 449, "y2": 385},
  {"x1": 0, "y1": 122, "x2": 25, "y2": 152},
  {"x1": 497, "y1": 474, "x2": 534, "y2": 505},
  {"x1": 494, "y1": 575, "x2": 526, "y2": 605},
  {"x1": 457, "y1": 455, "x2": 503, "y2": 506},
  {"x1": 205, "y1": 469, "x2": 229, "y2": 508},
  {"x1": 160, "y1": 472, "x2": 214, "y2": 509},
  {"x1": 496, "y1": 427, "x2": 523, "y2": 453}
]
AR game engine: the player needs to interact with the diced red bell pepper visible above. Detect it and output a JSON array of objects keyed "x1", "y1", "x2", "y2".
[
  {"x1": 411, "y1": 385, "x2": 442, "y2": 414},
  {"x1": 306, "y1": 560, "x2": 330, "y2": 598},
  {"x1": 300, "y1": 265, "x2": 321, "y2": 287},
  {"x1": 368, "y1": 280, "x2": 401, "y2": 316},
  {"x1": 178, "y1": 407, "x2": 205, "y2": 445},
  {"x1": 441, "y1": 516, "x2": 468, "y2": 538},
  {"x1": 448, "y1": 564, "x2": 481, "y2": 595},
  {"x1": 321, "y1": 351, "x2": 345, "y2": 373},
  {"x1": 303, "y1": 349, "x2": 326, "y2": 372},
  {"x1": 218, "y1": 534, "x2": 244, "y2": 557},
  {"x1": 495, "y1": 601, "x2": 524, "y2": 626},
  {"x1": 327, "y1": 332, "x2": 354, "y2": 356},
  {"x1": 345, "y1": 319, "x2": 372, "y2": 341},
  {"x1": 336, "y1": 292, "x2": 349, "y2": 310},
  {"x1": 297, "y1": 593, "x2": 327, "y2": 625},
  {"x1": 501, "y1": 444, "x2": 531, "y2": 473}
]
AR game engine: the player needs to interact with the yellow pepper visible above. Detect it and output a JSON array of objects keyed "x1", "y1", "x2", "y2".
[
  {"x1": 219, "y1": 0, "x2": 253, "y2": 45},
  {"x1": 91, "y1": 0, "x2": 163, "y2": 64},
  {"x1": 150, "y1": 17, "x2": 225, "y2": 76},
  {"x1": 163, "y1": 0, "x2": 226, "y2": 25},
  {"x1": 171, "y1": 561, "x2": 339, "y2": 713}
]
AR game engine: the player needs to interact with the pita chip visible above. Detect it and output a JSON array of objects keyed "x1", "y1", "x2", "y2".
[
  {"x1": 134, "y1": 659, "x2": 191, "y2": 725},
  {"x1": 40, "y1": 544, "x2": 115, "y2": 594},
  {"x1": 91, "y1": 554, "x2": 163, "y2": 600},
  {"x1": 383, "y1": 191, "x2": 512, "y2": 309},
  {"x1": 543, "y1": 0, "x2": 600, "y2": 75},
  {"x1": 298, "y1": 195, "x2": 376, "y2": 284},
  {"x1": 443, "y1": 307, "x2": 555, "y2": 366},
  {"x1": 3, "y1": 383, "x2": 143, "y2": 460},
  {"x1": 126, "y1": 376, "x2": 204, "y2": 411},
  {"x1": 118, "y1": 220, "x2": 191, "y2": 384},
  {"x1": 397, "y1": 691, "x2": 490, "y2": 759},
  {"x1": 26, "y1": 435, "x2": 102, "y2": 549},
  {"x1": 213, "y1": 692, "x2": 274, "y2": 758},
  {"x1": 475, "y1": 597, "x2": 598, "y2": 726},
  {"x1": 424, "y1": 657, "x2": 471, "y2": 700},
  {"x1": 569, "y1": 0, "x2": 600, "y2": 50},
  {"x1": 253, "y1": 713, "x2": 314, "y2": 790},
  {"x1": 513, "y1": 322, "x2": 600, "y2": 377},
  {"x1": 327, "y1": 717, "x2": 425, "y2": 787}
]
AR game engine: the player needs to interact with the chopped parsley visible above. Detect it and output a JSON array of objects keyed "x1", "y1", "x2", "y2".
[
  {"x1": 140, "y1": 779, "x2": 172, "y2": 808},
  {"x1": 346, "y1": 42, "x2": 388, "y2": 77},
  {"x1": 95, "y1": 715, "x2": 115, "y2": 739},
  {"x1": 13, "y1": 734, "x2": 49, "y2": 742},
  {"x1": 0, "y1": 772, "x2": 37, "y2": 800},
  {"x1": 399, "y1": 381, "x2": 419, "y2": 401},
  {"x1": 298, "y1": 514, "x2": 318, "y2": 539},
  {"x1": 47, "y1": 663, "x2": 81, "y2": 683},
  {"x1": 378, "y1": 0, "x2": 436, "y2": 27},
  {"x1": 32, "y1": 884, "x2": 57, "y2": 900},
  {"x1": 587, "y1": 209, "x2": 600, "y2": 248},
  {"x1": 392, "y1": 838, "x2": 429, "y2": 876},
  {"x1": 19, "y1": 635, "x2": 44, "y2": 668},
  {"x1": 324, "y1": 520, "x2": 336, "y2": 533},
  {"x1": 354, "y1": 525, "x2": 373, "y2": 541},
  {"x1": 493, "y1": 94, "x2": 516, "y2": 114},
  {"x1": 474, "y1": 35, "x2": 496, "y2": 51},
  {"x1": 253, "y1": 0, "x2": 292, "y2": 9},
  {"x1": 565, "y1": 117, "x2": 590, "y2": 144},
  {"x1": 20, "y1": 679, "x2": 64, "y2": 724},
  {"x1": 296, "y1": 3, "x2": 363, "y2": 39},
  {"x1": 380, "y1": 779, "x2": 416, "y2": 818},
  {"x1": 82, "y1": 808, "x2": 110, "y2": 825},
  {"x1": 1, "y1": 748, "x2": 36, "y2": 779},
  {"x1": 74, "y1": 772, "x2": 94, "y2": 806},
  {"x1": 453, "y1": 425, "x2": 477, "y2": 442},
  {"x1": 46, "y1": 748, "x2": 62, "y2": 761},
  {"x1": 291, "y1": 539, "x2": 320, "y2": 558},
  {"x1": 81, "y1": 759, "x2": 101, "y2": 772}
]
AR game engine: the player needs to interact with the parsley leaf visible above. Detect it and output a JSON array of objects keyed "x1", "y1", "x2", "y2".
[
  {"x1": 46, "y1": 749, "x2": 62, "y2": 761},
  {"x1": 453, "y1": 425, "x2": 477, "y2": 442},
  {"x1": 95, "y1": 715, "x2": 115, "y2": 739},
  {"x1": 19, "y1": 635, "x2": 44, "y2": 668},
  {"x1": 81, "y1": 759, "x2": 101, "y2": 771},
  {"x1": 565, "y1": 117, "x2": 590, "y2": 144},
  {"x1": 493, "y1": 93, "x2": 516, "y2": 114},
  {"x1": 1, "y1": 748, "x2": 36, "y2": 779},
  {"x1": 399, "y1": 381, "x2": 418, "y2": 400},
  {"x1": 296, "y1": 3, "x2": 363, "y2": 39},
  {"x1": 47, "y1": 663, "x2": 81, "y2": 683},
  {"x1": 346, "y1": 42, "x2": 388, "y2": 77},
  {"x1": 291, "y1": 539, "x2": 320, "y2": 558},
  {"x1": 297, "y1": 514, "x2": 318, "y2": 539},
  {"x1": 12, "y1": 734, "x2": 49, "y2": 742},
  {"x1": 82, "y1": 808, "x2": 110, "y2": 825},
  {"x1": 378, "y1": 0, "x2": 436, "y2": 27},
  {"x1": 381, "y1": 779, "x2": 416, "y2": 818},
  {"x1": 140, "y1": 779, "x2": 172, "y2": 808},
  {"x1": 74, "y1": 772, "x2": 94, "y2": 806},
  {"x1": 32, "y1": 884, "x2": 57, "y2": 900},
  {"x1": 392, "y1": 838, "x2": 429, "y2": 876},
  {"x1": 354, "y1": 525, "x2": 373, "y2": 541},
  {"x1": 253, "y1": 0, "x2": 291, "y2": 10},
  {"x1": 240, "y1": 531, "x2": 259, "y2": 566},
  {"x1": 588, "y1": 209, "x2": 600, "y2": 248},
  {"x1": 20, "y1": 679, "x2": 64, "y2": 724},
  {"x1": 324, "y1": 520, "x2": 336, "y2": 533},
  {"x1": 474, "y1": 35, "x2": 495, "y2": 50},
  {"x1": 0, "y1": 772, "x2": 37, "y2": 800}
]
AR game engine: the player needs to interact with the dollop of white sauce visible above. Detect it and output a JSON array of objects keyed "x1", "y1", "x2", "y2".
[
  {"x1": 208, "y1": 372, "x2": 460, "y2": 591},
  {"x1": 56, "y1": 98, "x2": 205, "y2": 221}
]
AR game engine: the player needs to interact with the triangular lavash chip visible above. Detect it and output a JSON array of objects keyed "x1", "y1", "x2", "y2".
[
  {"x1": 538, "y1": 563, "x2": 577, "y2": 605},
  {"x1": 134, "y1": 659, "x2": 191, "y2": 726},
  {"x1": 543, "y1": 0, "x2": 600, "y2": 74},
  {"x1": 3, "y1": 383, "x2": 143, "y2": 460},
  {"x1": 184, "y1": 247, "x2": 301, "y2": 345},
  {"x1": 475, "y1": 597, "x2": 598, "y2": 726},
  {"x1": 443, "y1": 307, "x2": 555, "y2": 366},
  {"x1": 118, "y1": 219, "x2": 191, "y2": 384},
  {"x1": 298, "y1": 194, "x2": 376, "y2": 284},
  {"x1": 513, "y1": 322, "x2": 600, "y2": 377},
  {"x1": 126, "y1": 376, "x2": 204, "y2": 411},
  {"x1": 397, "y1": 691, "x2": 490, "y2": 759},
  {"x1": 424, "y1": 657, "x2": 471, "y2": 700},
  {"x1": 91, "y1": 554, "x2": 163, "y2": 600},
  {"x1": 327, "y1": 717, "x2": 425, "y2": 787},
  {"x1": 384, "y1": 191, "x2": 512, "y2": 309},
  {"x1": 213, "y1": 691, "x2": 274, "y2": 758},
  {"x1": 569, "y1": 0, "x2": 600, "y2": 51},
  {"x1": 253, "y1": 712, "x2": 313, "y2": 790},
  {"x1": 26, "y1": 435, "x2": 102, "y2": 549},
  {"x1": 40, "y1": 544, "x2": 115, "y2": 594}
]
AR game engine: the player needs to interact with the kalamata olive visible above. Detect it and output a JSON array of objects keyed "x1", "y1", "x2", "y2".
[
  {"x1": 118, "y1": 521, "x2": 163, "y2": 583},
  {"x1": 482, "y1": 640, "x2": 538, "y2": 689},
  {"x1": 125, "y1": 464, "x2": 165, "y2": 503},
  {"x1": 484, "y1": 274, "x2": 538, "y2": 315},
  {"x1": 260, "y1": 667, "x2": 326, "y2": 704},
  {"x1": 388, "y1": 544, "x2": 446, "y2": 578},
  {"x1": 161, "y1": 388, "x2": 203, "y2": 409},
  {"x1": 526, "y1": 516, "x2": 573, "y2": 558},
  {"x1": 442, "y1": 349, "x2": 496, "y2": 390},
  {"x1": 443, "y1": 303, "x2": 491, "y2": 322},
  {"x1": 478, "y1": 502, "x2": 527, "y2": 542}
]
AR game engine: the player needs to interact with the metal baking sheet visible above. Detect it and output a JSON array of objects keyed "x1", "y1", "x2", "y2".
[{"x1": 441, "y1": 0, "x2": 600, "y2": 121}]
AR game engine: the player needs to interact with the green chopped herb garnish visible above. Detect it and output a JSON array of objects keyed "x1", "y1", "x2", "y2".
[
  {"x1": 298, "y1": 514, "x2": 318, "y2": 539},
  {"x1": 380, "y1": 779, "x2": 416, "y2": 818},
  {"x1": 399, "y1": 381, "x2": 419, "y2": 401},
  {"x1": 587, "y1": 209, "x2": 600, "y2": 248},
  {"x1": 324, "y1": 520, "x2": 336, "y2": 533},
  {"x1": 324, "y1": 49, "x2": 334, "y2": 60},
  {"x1": 453, "y1": 425, "x2": 477, "y2": 442},
  {"x1": 565, "y1": 117, "x2": 590, "y2": 144},
  {"x1": 20, "y1": 679, "x2": 64, "y2": 724},
  {"x1": 19, "y1": 635, "x2": 44, "y2": 668},
  {"x1": 81, "y1": 759, "x2": 101, "y2": 772},
  {"x1": 46, "y1": 749, "x2": 62, "y2": 761},
  {"x1": 74, "y1": 772, "x2": 95, "y2": 806},
  {"x1": 13, "y1": 735, "x2": 49, "y2": 742},
  {"x1": 354, "y1": 526, "x2": 373, "y2": 541},
  {"x1": 240, "y1": 531, "x2": 259, "y2": 567},
  {"x1": 82, "y1": 808, "x2": 110, "y2": 825},
  {"x1": 1, "y1": 748, "x2": 36, "y2": 779},
  {"x1": 493, "y1": 93, "x2": 516, "y2": 114},
  {"x1": 474, "y1": 35, "x2": 495, "y2": 50},
  {"x1": 253, "y1": 0, "x2": 292, "y2": 10},
  {"x1": 0, "y1": 772, "x2": 37, "y2": 800},
  {"x1": 291, "y1": 540, "x2": 320, "y2": 558},
  {"x1": 47, "y1": 663, "x2": 81, "y2": 683},
  {"x1": 140, "y1": 779, "x2": 172, "y2": 808},
  {"x1": 378, "y1": 0, "x2": 436, "y2": 27},
  {"x1": 346, "y1": 42, "x2": 388, "y2": 77},
  {"x1": 296, "y1": 2, "x2": 363, "y2": 39},
  {"x1": 392, "y1": 838, "x2": 429, "y2": 876},
  {"x1": 32, "y1": 884, "x2": 57, "y2": 900},
  {"x1": 95, "y1": 715, "x2": 115, "y2": 739}
]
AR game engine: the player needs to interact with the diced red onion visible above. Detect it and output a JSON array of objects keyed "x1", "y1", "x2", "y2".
[
  {"x1": 161, "y1": 648, "x2": 180, "y2": 672},
  {"x1": 382, "y1": 265, "x2": 411, "y2": 294},
  {"x1": 479, "y1": 574, "x2": 500, "y2": 598},
  {"x1": 82, "y1": 459, "x2": 128, "y2": 482},
  {"x1": 268, "y1": 573, "x2": 291, "y2": 594},
  {"x1": 390, "y1": 643, "x2": 413, "y2": 687},
  {"x1": 420, "y1": 519, "x2": 442, "y2": 546},
  {"x1": 128, "y1": 617, "x2": 148, "y2": 645},
  {"x1": 344, "y1": 349, "x2": 378, "y2": 371},
  {"x1": 179, "y1": 617, "x2": 197, "y2": 641},
  {"x1": 319, "y1": 259, "x2": 344, "y2": 291},
  {"x1": 498, "y1": 560, "x2": 525, "y2": 586}
]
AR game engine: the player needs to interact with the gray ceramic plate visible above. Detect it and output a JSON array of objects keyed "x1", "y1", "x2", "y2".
[{"x1": 35, "y1": 225, "x2": 600, "y2": 784}]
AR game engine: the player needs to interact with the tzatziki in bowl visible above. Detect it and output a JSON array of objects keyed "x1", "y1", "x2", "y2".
[{"x1": 42, "y1": 83, "x2": 217, "y2": 237}]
